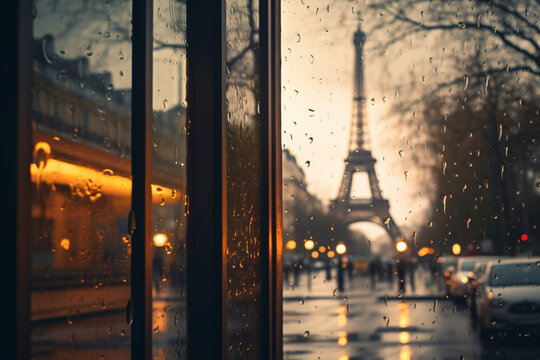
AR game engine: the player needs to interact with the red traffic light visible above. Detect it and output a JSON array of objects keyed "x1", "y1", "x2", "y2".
[{"x1": 521, "y1": 234, "x2": 528, "y2": 242}]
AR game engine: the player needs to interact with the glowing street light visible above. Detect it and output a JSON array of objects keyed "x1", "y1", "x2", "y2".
[
  {"x1": 396, "y1": 240, "x2": 407, "y2": 253},
  {"x1": 153, "y1": 233, "x2": 168, "y2": 247},
  {"x1": 452, "y1": 243, "x2": 461, "y2": 255},
  {"x1": 304, "y1": 239, "x2": 315, "y2": 250},
  {"x1": 311, "y1": 251, "x2": 319, "y2": 259},
  {"x1": 336, "y1": 243, "x2": 347, "y2": 255},
  {"x1": 327, "y1": 250, "x2": 335, "y2": 258},
  {"x1": 318, "y1": 246, "x2": 326, "y2": 253},
  {"x1": 285, "y1": 240, "x2": 297, "y2": 250}
]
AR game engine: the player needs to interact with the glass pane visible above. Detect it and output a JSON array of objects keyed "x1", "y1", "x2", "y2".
[
  {"x1": 226, "y1": 0, "x2": 264, "y2": 358},
  {"x1": 283, "y1": 1, "x2": 540, "y2": 359},
  {"x1": 31, "y1": 0, "x2": 132, "y2": 358},
  {"x1": 152, "y1": 0, "x2": 188, "y2": 358}
]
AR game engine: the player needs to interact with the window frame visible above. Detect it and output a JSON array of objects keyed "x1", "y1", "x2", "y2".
[{"x1": 2, "y1": 0, "x2": 282, "y2": 359}]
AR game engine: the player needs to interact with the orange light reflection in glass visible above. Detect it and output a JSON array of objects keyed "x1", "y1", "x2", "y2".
[
  {"x1": 153, "y1": 233, "x2": 168, "y2": 247},
  {"x1": 30, "y1": 158, "x2": 179, "y2": 204},
  {"x1": 285, "y1": 240, "x2": 297, "y2": 250},
  {"x1": 60, "y1": 238, "x2": 70, "y2": 250},
  {"x1": 311, "y1": 251, "x2": 319, "y2": 259},
  {"x1": 318, "y1": 246, "x2": 326, "y2": 253},
  {"x1": 327, "y1": 250, "x2": 335, "y2": 258}
]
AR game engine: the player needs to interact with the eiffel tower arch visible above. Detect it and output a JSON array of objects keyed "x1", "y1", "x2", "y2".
[{"x1": 330, "y1": 24, "x2": 403, "y2": 244}]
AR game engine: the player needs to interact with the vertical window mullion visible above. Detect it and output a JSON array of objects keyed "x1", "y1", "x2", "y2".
[
  {"x1": 131, "y1": 0, "x2": 153, "y2": 359},
  {"x1": 270, "y1": 0, "x2": 283, "y2": 358},
  {"x1": 185, "y1": 1, "x2": 227, "y2": 358},
  {"x1": 2, "y1": 0, "x2": 32, "y2": 358}
]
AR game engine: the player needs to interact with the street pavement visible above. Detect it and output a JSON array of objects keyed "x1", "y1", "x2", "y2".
[{"x1": 283, "y1": 266, "x2": 539, "y2": 360}]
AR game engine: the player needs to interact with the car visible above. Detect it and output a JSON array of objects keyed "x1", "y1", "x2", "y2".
[
  {"x1": 448, "y1": 256, "x2": 501, "y2": 301},
  {"x1": 466, "y1": 257, "x2": 507, "y2": 317},
  {"x1": 437, "y1": 256, "x2": 457, "y2": 295},
  {"x1": 475, "y1": 257, "x2": 540, "y2": 340}
]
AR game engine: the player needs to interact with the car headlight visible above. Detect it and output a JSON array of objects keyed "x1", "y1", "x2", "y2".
[{"x1": 460, "y1": 276, "x2": 468, "y2": 284}]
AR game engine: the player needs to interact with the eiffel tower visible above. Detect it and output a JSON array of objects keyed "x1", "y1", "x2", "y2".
[{"x1": 331, "y1": 23, "x2": 403, "y2": 243}]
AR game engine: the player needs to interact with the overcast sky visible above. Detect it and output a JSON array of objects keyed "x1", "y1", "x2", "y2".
[{"x1": 281, "y1": 0, "x2": 460, "y2": 242}]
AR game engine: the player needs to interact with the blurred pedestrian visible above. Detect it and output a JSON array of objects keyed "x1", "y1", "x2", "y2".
[
  {"x1": 408, "y1": 261, "x2": 416, "y2": 293},
  {"x1": 337, "y1": 257, "x2": 345, "y2": 293},
  {"x1": 387, "y1": 262, "x2": 394, "y2": 284},
  {"x1": 368, "y1": 260, "x2": 377, "y2": 290},
  {"x1": 325, "y1": 260, "x2": 332, "y2": 281},
  {"x1": 397, "y1": 260, "x2": 406, "y2": 294}
]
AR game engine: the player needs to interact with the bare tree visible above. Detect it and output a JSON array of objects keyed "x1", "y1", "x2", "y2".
[{"x1": 368, "y1": 0, "x2": 540, "y2": 81}]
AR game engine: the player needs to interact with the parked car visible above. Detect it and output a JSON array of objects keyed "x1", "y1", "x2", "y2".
[
  {"x1": 475, "y1": 257, "x2": 540, "y2": 340},
  {"x1": 449, "y1": 256, "x2": 501, "y2": 301},
  {"x1": 438, "y1": 256, "x2": 457, "y2": 296},
  {"x1": 466, "y1": 257, "x2": 507, "y2": 317}
]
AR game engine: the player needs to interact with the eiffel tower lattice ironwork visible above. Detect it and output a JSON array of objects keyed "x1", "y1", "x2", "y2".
[{"x1": 331, "y1": 24, "x2": 403, "y2": 243}]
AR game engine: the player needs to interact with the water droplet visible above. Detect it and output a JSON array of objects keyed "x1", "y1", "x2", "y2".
[
  {"x1": 128, "y1": 210, "x2": 136, "y2": 235},
  {"x1": 303, "y1": 330, "x2": 310, "y2": 338},
  {"x1": 165, "y1": 243, "x2": 172, "y2": 254},
  {"x1": 126, "y1": 298, "x2": 134, "y2": 325},
  {"x1": 440, "y1": 194, "x2": 447, "y2": 214},
  {"x1": 305, "y1": 161, "x2": 310, "y2": 167}
]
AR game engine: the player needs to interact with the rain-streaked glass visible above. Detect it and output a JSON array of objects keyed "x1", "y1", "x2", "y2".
[
  {"x1": 152, "y1": 0, "x2": 188, "y2": 358},
  {"x1": 31, "y1": 0, "x2": 132, "y2": 358},
  {"x1": 226, "y1": 0, "x2": 264, "y2": 357},
  {"x1": 282, "y1": 1, "x2": 539, "y2": 359}
]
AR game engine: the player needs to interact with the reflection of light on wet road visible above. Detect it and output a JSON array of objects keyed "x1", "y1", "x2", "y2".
[
  {"x1": 398, "y1": 331, "x2": 410, "y2": 344},
  {"x1": 398, "y1": 301, "x2": 410, "y2": 347},
  {"x1": 338, "y1": 331, "x2": 348, "y2": 346},
  {"x1": 399, "y1": 345, "x2": 411, "y2": 360},
  {"x1": 398, "y1": 301, "x2": 409, "y2": 328},
  {"x1": 337, "y1": 305, "x2": 347, "y2": 327}
]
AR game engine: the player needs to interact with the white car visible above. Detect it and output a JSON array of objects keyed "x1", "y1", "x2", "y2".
[
  {"x1": 448, "y1": 256, "x2": 499, "y2": 301},
  {"x1": 475, "y1": 257, "x2": 540, "y2": 339}
]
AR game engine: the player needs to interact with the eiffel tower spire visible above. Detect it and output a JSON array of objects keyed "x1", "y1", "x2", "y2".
[
  {"x1": 349, "y1": 22, "x2": 370, "y2": 152},
  {"x1": 332, "y1": 20, "x2": 404, "y2": 244}
]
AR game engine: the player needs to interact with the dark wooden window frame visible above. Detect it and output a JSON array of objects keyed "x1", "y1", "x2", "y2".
[{"x1": 2, "y1": 0, "x2": 282, "y2": 359}]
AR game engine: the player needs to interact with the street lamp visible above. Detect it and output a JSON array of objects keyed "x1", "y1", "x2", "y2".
[
  {"x1": 452, "y1": 243, "x2": 461, "y2": 255},
  {"x1": 304, "y1": 239, "x2": 315, "y2": 250},
  {"x1": 336, "y1": 243, "x2": 347, "y2": 255},
  {"x1": 396, "y1": 240, "x2": 407, "y2": 253}
]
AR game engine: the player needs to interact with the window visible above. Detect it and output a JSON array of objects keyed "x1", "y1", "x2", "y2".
[
  {"x1": 3, "y1": 1, "x2": 281, "y2": 359},
  {"x1": 282, "y1": 1, "x2": 539, "y2": 359}
]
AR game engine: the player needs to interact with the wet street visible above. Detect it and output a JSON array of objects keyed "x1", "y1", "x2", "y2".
[{"x1": 283, "y1": 267, "x2": 540, "y2": 360}]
